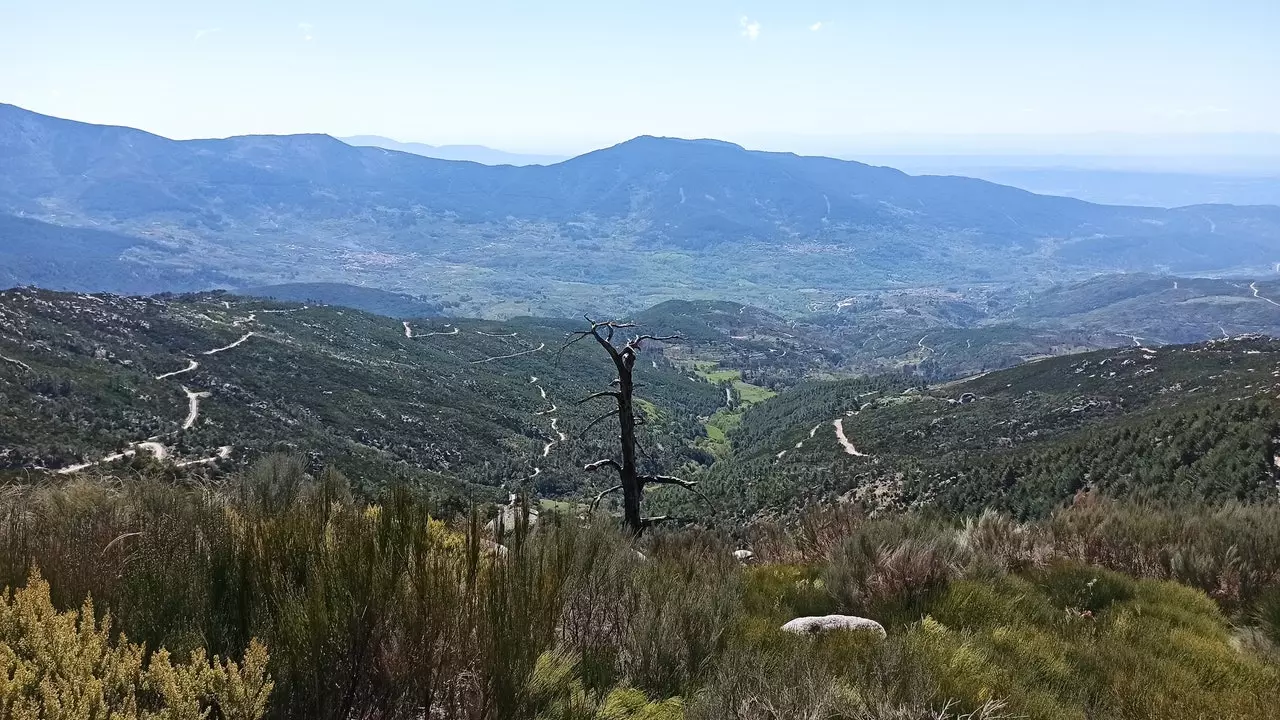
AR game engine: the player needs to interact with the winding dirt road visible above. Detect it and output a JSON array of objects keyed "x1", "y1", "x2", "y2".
[
  {"x1": 1251, "y1": 282, "x2": 1280, "y2": 307},
  {"x1": 833, "y1": 418, "x2": 870, "y2": 457},
  {"x1": 203, "y1": 332, "x2": 254, "y2": 356},
  {"x1": 183, "y1": 387, "x2": 213, "y2": 430},
  {"x1": 177, "y1": 446, "x2": 233, "y2": 468},
  {"x1": 0, "y1": 353, "x2": 33, "y2": 373},
  {"x1": 155, "y1": 359, "x2": 199, "y2": 381},
  {"x1": 56, "y1": 441, "x2": 168, "y2": 475},
  {"x1": 55, "y1": 312, "x2": 259, "y2": 473},
  {"x1": 471, "y1": 343, "x2": 546, "y2": 364}
]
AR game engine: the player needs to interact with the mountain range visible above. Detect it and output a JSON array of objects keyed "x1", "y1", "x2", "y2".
[
  {"x1": 2, "y1": 103, "x2": 1279, "y2": 316},
  {"x1": 340, "y1": 135, "x2": 568, "y2": 166}
]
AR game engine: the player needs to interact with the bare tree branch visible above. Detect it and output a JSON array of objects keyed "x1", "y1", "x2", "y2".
[
  {"x1": 590, "y1": 484, "x2": 623, "y2": 513},
  {"x1": 577, "y1": 390, "x2": 622, "y2": 405},
  {"x1": 583, "y1": 458, "x2": 622, "y2": 474},
  {"x1": 579, "y1": 408, "x2": 620, "y2": 438},
  {"x1": 640, "y1": 474, "x2": 717, "y2": 513},
  {"x1": 625, "y1": 334, "x2": 682, "y2": 353},
  {"x1": 640, "y1": 515, "x2": 672, "y2": 529}
]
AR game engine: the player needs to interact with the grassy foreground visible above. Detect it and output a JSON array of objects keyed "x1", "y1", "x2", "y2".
[{"x1": 2, "y1": 456, "x2": 1279, "y2": 718}]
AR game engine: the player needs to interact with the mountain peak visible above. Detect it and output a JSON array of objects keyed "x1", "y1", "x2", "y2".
[{"x1": 614, "y1": 135, "x2": 748, "y2": 153}]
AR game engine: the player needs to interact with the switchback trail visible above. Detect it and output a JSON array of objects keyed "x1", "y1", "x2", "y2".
[
  {"x1": 1251, "y1": 282, "x2": 1280, "y2": 307},
  {"x1": 183, "y1": 387, "x2": 213, "y2": 430},
  {"x1": 0, "y1": 353, "x2": 33, "y2": 373},
  {"x1": 471, "y1": 342, "x2": 546, "y2": 364},
  {"x1": 203, "y1": 332, "x2": 254, "y2": 355},
  {"x1": 177, "y1": 446, "x2": 233, "y2": 468},
  {"x1": 56, "y1": 441, "x2": 168, "y2": 475},
  {"x1": 155, "y1": 359, "x2": 199, "y2": 381},
  {"x1": 404, "y1": 322, "x2": 460, "y2": 338}
]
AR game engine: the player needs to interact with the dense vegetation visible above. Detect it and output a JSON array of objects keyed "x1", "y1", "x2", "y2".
[
  {"x1": 679, "y1": 336, "x2": 1280, "y2": 520},
  {"x1": 3, "y1": 460, "x2": 1279, "y2": 718},
  {"x1": 3, "y1": 288, "x2": 1280, "y2": 716},
  {"x1": 4, "y1": 287, "x2": 1278, "y2": 525},
  {"x1": 0, "y1": 288, "x2": 723, "y2": 504}
]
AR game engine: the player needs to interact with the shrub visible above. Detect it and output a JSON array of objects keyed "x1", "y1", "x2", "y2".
[
  {"x1": 0, "y1": 569, "x2": 272, "y2": 719},
  {"x1": 1037, "y1": 563, "x2": 1135, "y2": 615}
]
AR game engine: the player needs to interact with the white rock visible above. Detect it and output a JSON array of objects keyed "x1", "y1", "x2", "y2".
[
  {"x1": 780, "y1": 615, "x2": 887, "y2": 639},
  {"x1": 732, "y1": 549, "x2": 757, "y2": 563}
]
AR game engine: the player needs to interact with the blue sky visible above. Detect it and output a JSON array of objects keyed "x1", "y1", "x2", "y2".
[{"x1": 2, "y1": 1, "x2": 1276, "y2": 154}]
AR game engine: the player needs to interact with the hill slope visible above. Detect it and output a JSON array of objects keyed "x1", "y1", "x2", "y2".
[
  {"x1": 0, "y1": 288, "x2": 723, "y2": 501},
  {"x1": 682, "y1": 337, "x2": 1280, "y2": 519}
]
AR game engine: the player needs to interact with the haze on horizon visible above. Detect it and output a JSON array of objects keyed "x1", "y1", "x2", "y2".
[{"x1": 3, "y1": 0, "x2": 1278, "y2": 159}]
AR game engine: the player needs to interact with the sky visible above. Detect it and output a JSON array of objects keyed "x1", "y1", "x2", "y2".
[{"x1": 2, "y1": 1, "x2": 1278, "y2": 155}]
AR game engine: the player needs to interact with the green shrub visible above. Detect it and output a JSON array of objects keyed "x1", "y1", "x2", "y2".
[{"x1": 1037, "y1": 563, "x2": 1135, "y2": 615}]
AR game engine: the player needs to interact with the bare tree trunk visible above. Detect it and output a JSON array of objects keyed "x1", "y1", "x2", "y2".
[
  {"x1": 564, "y1": 317, "x2": 712, "y2": 536},
  {"x1": 616, "y1": 358, "x2": 643, "y2": 533}
]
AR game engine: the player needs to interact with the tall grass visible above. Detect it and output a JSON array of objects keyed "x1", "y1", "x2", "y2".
[{"x1": 3, "y1": 458, "x2": 1279, "y2": 718}]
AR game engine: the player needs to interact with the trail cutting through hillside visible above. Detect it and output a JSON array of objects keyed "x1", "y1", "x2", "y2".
[
  {"x1": 203, "y1": 332, "x2": 254, "y2": 355},
  {"x1": 1251, "y1": 282, "x2": 1280, "y2": 307},
  {"x1": 183, "y1": 387, "x2": 213, "y2": 430},
  {"x1": 0, "y1": 353, "x2": 33, "y2": 373},
  {"x1": 404, "y1": 322, "x2": 460, "y2": 338},
  {"x1": 53, "y1": 306, "x2": 269, "y2": 473},
  {"x1": 472, "y1": 343, "x2": 546, "y2": 364},
  {"x1": 778, "y1": 423, "x2": 825, "y2": 461},
  {"x1": 177, "y1": 446, "x2": 233, "y2": 468},
  {"x1": 833, "y1": 418, "x2": 870, "y2": 457},
  {"x1": 528, "y1": 376, "x2": 563, "y2": 465},
  {"x1": 155, "y1": 359, "x2": 199, "y2": 381}
]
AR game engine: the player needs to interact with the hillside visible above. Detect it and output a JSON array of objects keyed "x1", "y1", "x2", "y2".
[
  {"x1": 4, "y1": 104, "x2": 1280, "y2": 315},
  {"x1": 637, "y1": 274, "x2": 1280, "y2": 385},
  {"x1": 0, "y1": 288, "x2": 723, "y2": 501},
  {"x1": 679, "y1": 337, "x2": 1280, "y2": 520},
  {"x1": 0, "y1": 214, "x2": 232, "y2": 294},
  {"x1": 237, "y1": 283, "x2": 452, "y2": 318},
  {"x1": 3, "y1": 286, "x2": 1278, "y2": 521}
]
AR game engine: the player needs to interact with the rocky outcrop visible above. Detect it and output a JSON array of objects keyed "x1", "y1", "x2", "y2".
[{"x1": 780, "y1": 615, "x2": 887, "y2": 639}]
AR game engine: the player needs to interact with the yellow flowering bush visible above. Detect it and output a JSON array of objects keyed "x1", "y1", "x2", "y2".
[{"x1": 0, "y1": 570, "x2": 272, "y2": 720}]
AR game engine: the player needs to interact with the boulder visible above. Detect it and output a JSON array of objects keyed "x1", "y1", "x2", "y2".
[
  {"x1": 780, "y1": 615, "x2": 886, "y2": 639},
  {"x1": 732, "y1": 549, "x2": 757, "y2": 563}
]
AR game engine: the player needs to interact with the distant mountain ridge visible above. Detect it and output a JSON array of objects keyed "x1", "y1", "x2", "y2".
[
  {"x1": 340, "y1": 135, "x2": 568, "y2": 166},
  {"x1": 2, "y1": 103, "x2": 1279, "y2": 315}
]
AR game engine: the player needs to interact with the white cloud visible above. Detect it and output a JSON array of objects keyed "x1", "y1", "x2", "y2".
[
  {"x1": 193, "y1": 27, "x2": 220, "y2": 41},
  {"x1": 740, "y1": 16, "x2": 761, "y2": 41},
  {"x1": 809, "y1": 21, "x2": 823, "y2": 32},
  {"x1": 298, "y1": 22, "x2": 314, "y2": 41}
]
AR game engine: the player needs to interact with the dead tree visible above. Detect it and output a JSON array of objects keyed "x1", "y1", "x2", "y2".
[{"x1": 562, "y1": 317, "x2": 710, "y2": 536}]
